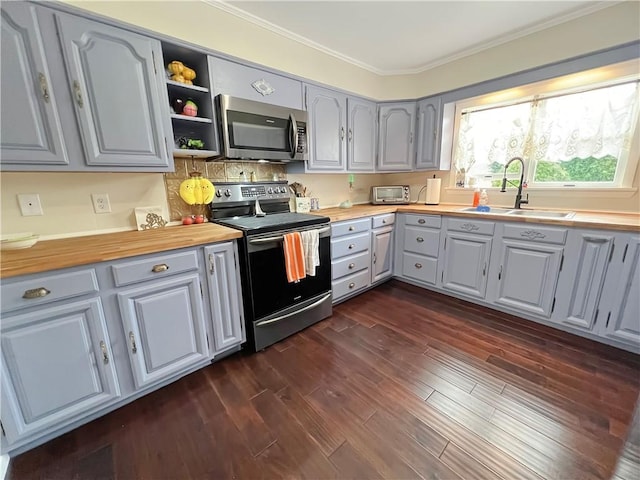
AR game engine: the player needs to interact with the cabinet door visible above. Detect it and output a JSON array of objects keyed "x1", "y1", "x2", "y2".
[
  {"x1": 602, "y1": 235, "x2": 640, "y2": 346},
  {"x1": 306, "y1": 85, "x2": 347, "y2": 171},
  {"x1": 54, "y1": 13, "x2": 170, "y2": 169},
  {"x1": 1, "y1": 3, "x2": 68, "y2": 166},
  {"x1": 0, "y1": 298, "x2": 120, "y2": 443},
  {"x1": 372, "y1": 226, "x2": 394, "y2": 283},
  {"x1": 492, "y1": 239, "x2": 563, "y2": 318},
  {"x1": 117, "y1": 274, "x2": 209, "y2": 389},
  {"x1": 204, "y1": 242, "x2": 245, "y2": 353},
  {"x1": 377, "y1": 102, "x2": 416, "y2": 172},
  {"x1": 347, "y1": 97, "x2": 376, "y2": 172},
  {"x1": 415, "y1": 96, "x2": 444, "y2": 170},
  {"x1": 441, "y1": 232, "x2": 492, "y2": 299},
  {"x1": 552, "y1": 231, "x2": 614, "y2": 330}
]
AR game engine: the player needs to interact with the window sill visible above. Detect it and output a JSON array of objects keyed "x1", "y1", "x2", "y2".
[{"x1": 444, "y1": 187, "x2": 638, "y2": 198}]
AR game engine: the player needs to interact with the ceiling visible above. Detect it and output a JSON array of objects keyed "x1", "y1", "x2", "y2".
[{"x1": 211, "y1": 1, "x2": 611, "y2": 75}]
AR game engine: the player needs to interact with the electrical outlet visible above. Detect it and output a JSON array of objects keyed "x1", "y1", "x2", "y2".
[
  {"x1": 91, "y1": 193, "x2": 111, "y2": 214},
  {"x1": 17, "y1": 194, "x2": 43, "y2": 216}
]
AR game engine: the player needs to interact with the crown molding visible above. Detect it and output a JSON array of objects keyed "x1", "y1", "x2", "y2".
[{"x1": 204, "y1": 1, "x2": 623, "y2": 77}]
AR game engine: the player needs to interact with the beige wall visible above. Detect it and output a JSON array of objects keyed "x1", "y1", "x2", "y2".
[{"x1": 2, "y1": 1, "x2": 638, "y2": 238}]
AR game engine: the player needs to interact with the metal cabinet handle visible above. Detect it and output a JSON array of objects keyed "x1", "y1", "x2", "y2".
[
  {"x1": 129, "y1": 331, "x2": 137, "y2": 354},
  {"x1": 151, "y1": 263, "x2": 169, "y2": 273},
  {"x1": 416, "y1": 237, "x2": 424, "y2": 243},
  {"x1": 208, "y1": 253, "x2": 215, "y2": 274},
  {"x1": 409, "y1": 132, "x2": 414, "y2": 143},
  {"x1": 348, "y1": 226, "x2": 355, "y2": 231},
  {"x1": 39, "y1": 73, "x2": 50, "y2": 103},
  {"x1": 498, "y1": 265, "x2": 502, "y2": 280},
  {"x1": 73, "y1": 80, "x2": 84, "y2": 107},
  {"x1": 348, "y1": 263, "x2": 355, "y2": 269},
  {"x1": 348, "y1": 244, "x2": 355, "y2": 249},
  {"x1": 341, "y1": 126, "x2": 345, "y2": 140},
  {"x1": 348, "y1": 282, "x2": 355, "y2": 289},
  {"x1": 100, "y1": 341, "x2": 109, "y2": 364},
  {"x1": 418, "y1": 219, "x2": 426, "y2": 224},
  {"x1": 22, "y1": 287, "x2": 50, "y2": 299},
  {"x1": 415, "y1": 263, "x2": 423, "y2": 269},
  {"x1": 482, "y1": 262, "x2": 487, "y2": 276},
  {"x1": 373, "y1": 253, "x2": 377, "y2": 264},
  {"x1": 348, "y1": 128, "x2": 353, "y2": 141}
]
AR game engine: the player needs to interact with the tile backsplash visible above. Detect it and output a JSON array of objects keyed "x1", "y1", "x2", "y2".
[{"x1": 164, "y1": 158, "x2": 286, "y2": 221}]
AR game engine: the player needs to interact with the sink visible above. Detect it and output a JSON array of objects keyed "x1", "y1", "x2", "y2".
[
  {"x1": 459, "y1": 207, "x2": 514, "y2": 214},
  {"x1": 507, "y1": 209, "x2": 575, "y2": 219}
]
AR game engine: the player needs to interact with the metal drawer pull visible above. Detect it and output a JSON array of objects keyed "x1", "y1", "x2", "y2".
[
  {"x1": 22, "y1": 287, "x2": 51, "y2": 299},
  {"x1": 151, "y1": 263, "x2": 169, "y2": 273},
  {"x1": 416, "y1": 237, "x2": 424, "y2": 243},
  {"x1": 348, "y1": 226, "x2": 355, "y2": 231},
  {"x1": 100, "y1": 341, "x2": 109, "y2": 364},
  {"x1": 256, "y1": 293, "x2": 331, "y2": 327},
  {"x1": 248, "y1": 226, "x2": 330, "y2": 244},
  {"x1": 415, "y1": 263, "x2": 422, "y2": 269},
  {"x1": 349, "y1": 282, "x2": 356, "y2": 289},
  {"x1": 348, "y1": 244, "x2": 355, "y2": 249},
  {"x1": 129, "y1": 332, "x2": 137, "y2": 354},
  {"x1": 418, "y1": 219, "x2": 426, "y2": 224},
  {"x1": 73, "y1": 80, "x2": 84, "y2": 107},
  {"x1": 348, "y1": 263, "x2": 355, "y2": 269},
  {"x1": 39, "y1": 73, "x2": 50, "y2": 103},
  {"x1": 382, "y1": 219, "x2": 387, "y2": 224}
]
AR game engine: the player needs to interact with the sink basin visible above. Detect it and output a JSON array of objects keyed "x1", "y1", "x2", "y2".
[
  {"x1": 507, "y1": 209, "x2": 575, "y2": 219},
  {"x1": 459, "y1": 207, "x2": 514, "y2": 214}
]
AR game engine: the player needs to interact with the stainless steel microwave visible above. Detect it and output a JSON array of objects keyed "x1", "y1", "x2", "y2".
[
  {"x1": 371, "y1": 185, "x2": 411, "y2": 205},
  {"x1": 215, "y1": 95, "x2": 308, "y2": 162}
]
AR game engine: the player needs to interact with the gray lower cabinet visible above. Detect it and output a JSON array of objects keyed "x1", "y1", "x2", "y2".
[
  {"x1": 371, "y1": 214, "x2": 395, "y2": 283},
  {"x1": 331, "y1": 217, "x2": 371, "y2": 302},
  {"x1": 599, "y1": 234, "x2": 640, "y2": 347},
  {"x1": 52, "y1": 11, "x2": 171, "y2": 169},
  {"x1": 415, "y1": 96, "x2": 445, "y2": 171},
  {"x1": 116, "y1": 273, "x2": 209, "y2": 390},
  {"x1": 377, "y1": 102, "x2": 416, "y2": 172},
  {"x1": 1, "y1": 293, "x2": 120, "y2": 445},
  {"x1": 395, "y1": 214, "x2": 442, "y2": 286},
  {"x1": 204, "y1": 242, "x2": 245, "y2": 354},
  {"x1": 441, "y1": 218, "x2": 494, "y2": 299},
  {"x1": 0, "y1": 2, "x2": 69, "y2": 167},
  {"x1": 552, "y1": 229, "x2": 614, "y2": 330}
]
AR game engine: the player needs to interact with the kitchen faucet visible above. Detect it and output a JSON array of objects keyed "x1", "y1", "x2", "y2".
[{"x1": 500, "y1": 156, "x2": 529, "y2": 209}]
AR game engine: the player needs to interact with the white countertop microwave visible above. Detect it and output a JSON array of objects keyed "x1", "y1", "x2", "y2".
[{"x1": 371, "y1": 185, "x2": 410, "y2": 205}]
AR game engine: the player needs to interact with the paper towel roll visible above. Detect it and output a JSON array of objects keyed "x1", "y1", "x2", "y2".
[{"x1": 425, "y1": 178, "x2": 441, "y2": 205}]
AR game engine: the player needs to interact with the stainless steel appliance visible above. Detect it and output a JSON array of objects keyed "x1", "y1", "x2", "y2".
[
  {"x1": 215, "y1": 95, "x2": 308, "y2": 162},
  {"x1": 209, "y1": 181, "x2": 331, "y2": 351},
  {"x1": 371, "y1": 185, "x2": 411, "y2": 204}
]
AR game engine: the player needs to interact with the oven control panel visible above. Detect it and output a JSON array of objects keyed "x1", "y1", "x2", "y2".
[{"x1": 210, "y1": 182, "x2": 290, "y2": 203}]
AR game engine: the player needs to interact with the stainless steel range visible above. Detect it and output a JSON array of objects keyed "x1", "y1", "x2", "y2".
[{"x1": 209, "y1": 181, "x2": 332, "y2": 351}]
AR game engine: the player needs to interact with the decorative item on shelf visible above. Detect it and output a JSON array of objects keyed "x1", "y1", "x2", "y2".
[
  {"x1": 135, "y1": 207, "x2": 167, "y2": 231},
  {"x1": 176, "y1": 136, "x2": 205, "y2": 150},
  {"x1": 171, "y1": 97, "x2": 185, "y2": 114},
  {"x1": 182, "y1": 99, "x2": 198, "y2": 117},
  {"x1": 167, "y1": 60, "x2": 196, "y2": 85},
  {"x1": 179, "y1": 157, "x2": 215, "y2": 205}
]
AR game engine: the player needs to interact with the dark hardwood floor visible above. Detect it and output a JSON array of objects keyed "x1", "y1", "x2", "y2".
[{"x1": 8, "y1": 280, "x2": 640, "y2": 480}]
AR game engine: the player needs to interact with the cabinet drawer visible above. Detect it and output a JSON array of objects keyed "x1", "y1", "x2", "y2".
[
  {"x1": 447, "y1": 217, "x2": 495, "y2": 236},
  {"x1": 2, "y1": 269, "x2": 99, "y2": 314},
  {"x1": 331, "y1": 232, "x2": 369, "y2": 259},
  {"x1": 402, "y1": 253, "x2": 438, "y2": 285},
  {"x1": 404, "y1": 214, "x2": 441, "y2": 229},
  {"x1": 332, "y1": 251, "x2": 370, "y2": 280},
  {"x1": 372, "y1": 213, "x2": 395, "y2": 229},
  {"x1": 404, "y1": 226, "x2": 440, "y2": 257},
  {"x1": 332, "y1": 269, "x2": 370, "y2": 300},
  {"x1": 502, "y1": 223, "x2": 567, "y2": 245},
  {"x1": 111, "y1": 250, "x2": 199, "y2": 287},
  {"x1": 332, "y1": 218, "x2": 370, "y2": 238}
]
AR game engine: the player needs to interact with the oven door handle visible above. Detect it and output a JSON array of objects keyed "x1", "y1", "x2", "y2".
[
  {"x1": 255, "y1": 293, "x2": 332, "y2": 327},
  {"x1": 289, "y1": 113, "x2": 298, "y2": 159},
  {"x1": 248, "y1": 226, "x2": 331, "y2": 244}
]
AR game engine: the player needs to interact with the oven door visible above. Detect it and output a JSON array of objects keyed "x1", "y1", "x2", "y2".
[{"x1": 246, "y1": 225, "x2": 331, "y2": 320}]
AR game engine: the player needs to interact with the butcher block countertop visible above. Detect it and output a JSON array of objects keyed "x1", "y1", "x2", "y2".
[
  {"x1": 0, "y1": 223, "x2": 242, "y2": 279},
  {"x1": 320, "y1": 203, "x2": 640, "y2": 232},
  {"x1": 2, "y1": 204, "x2": 638, "y2": 279}
]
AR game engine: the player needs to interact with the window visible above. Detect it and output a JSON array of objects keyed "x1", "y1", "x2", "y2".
[{"x1": 452, "y1": 61, "x2": 640, "y2": 189}]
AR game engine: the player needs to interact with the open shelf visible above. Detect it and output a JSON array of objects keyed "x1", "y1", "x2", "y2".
[
  {"x1": 173, "y1": 149, "x2": 219, "y2": 159},
  {"x1": 166, "y1": 80, "x2": 209, "y2": 93},
  {"x1": 171, "y1": 114, "x2": 213, "y2": 123}
]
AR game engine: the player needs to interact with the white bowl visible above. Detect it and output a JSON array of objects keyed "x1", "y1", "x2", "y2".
[{"x1": 1, "y1": 233, "x2": 39, "y2": 250}]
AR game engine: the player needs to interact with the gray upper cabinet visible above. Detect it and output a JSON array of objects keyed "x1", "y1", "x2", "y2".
[
  {"x1": 305, "y1": 85, "x2": 347, "y2": 171},
  {"x1": 600, "y1": 235, "x2": 640, "y2": 348},
  {"x1": 377, "y1": 102, "x2": 416, "y2": 172},
  {"x1": 415, "y1": 96, "x2": 447, "y2": 170},
  {"x1": 209, "y1": 56, "x2": 303, "y2": 110},
  {"x1": 53, "y1": 12, "x2": 171, "y2": 169},
  {"x1": 347, "y1": 97, "x2": 376, "y2": 172},
  {"x1": 0, "y1": 2, "x2": 68, "y2": 167},
  {"x1": 552, "y1": 230, "x2": 614, "y2": 331}
]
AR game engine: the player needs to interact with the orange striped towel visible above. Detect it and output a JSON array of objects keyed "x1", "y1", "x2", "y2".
[{"x1": 283, "y1": 232, "x2": 306, "y2": 283}]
